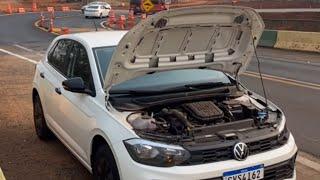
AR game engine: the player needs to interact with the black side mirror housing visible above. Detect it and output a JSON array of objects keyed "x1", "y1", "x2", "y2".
[{"x1": 62, "y1": 77, "x2": 94, "y2": 96}]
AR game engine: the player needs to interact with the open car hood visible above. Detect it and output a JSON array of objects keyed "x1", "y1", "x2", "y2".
[{"x1": 104, "y1": 6, "x2": 264, "y2": 89}]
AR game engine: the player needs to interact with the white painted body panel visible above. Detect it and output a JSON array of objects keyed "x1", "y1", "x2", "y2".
[{"x1": 32, "y1": 7, "x2": 297, "y2": 179}]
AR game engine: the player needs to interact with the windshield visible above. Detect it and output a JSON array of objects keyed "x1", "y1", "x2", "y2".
[{"x1": 110, "y1": 69, "x2": 232, "y2": 94}]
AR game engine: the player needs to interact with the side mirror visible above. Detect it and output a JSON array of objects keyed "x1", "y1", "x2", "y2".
[{"x1": 62, "y1": 77, "x2": 93, "y2": 96}]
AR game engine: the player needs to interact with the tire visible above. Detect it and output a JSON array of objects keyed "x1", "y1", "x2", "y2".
[
  {"x1": 33, "y1": 94, "x2": 54, "y2": 140},
  {"x1": 85, "y1": 16, "x2": 89, "y2": 19},
  {"x1": 92, "y1": 144, "x2": 120, "y2": 180}
]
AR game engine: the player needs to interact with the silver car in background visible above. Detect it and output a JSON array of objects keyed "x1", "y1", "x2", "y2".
[{"x1": 81, "y1": 1, "x2": 111, "y2": 14}]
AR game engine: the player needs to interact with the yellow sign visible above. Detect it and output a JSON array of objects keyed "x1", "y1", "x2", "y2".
[{"x1": 142, "y1": 0, "x2": 154, "y2": 13}]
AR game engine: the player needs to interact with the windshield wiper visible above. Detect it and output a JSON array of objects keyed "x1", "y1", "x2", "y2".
[
  {"x1": 110, "y1": 82, "x2": 233, "y2": 95},
  {"x1": 184, "y1": 82, "x2": 232, "y2": 90}
]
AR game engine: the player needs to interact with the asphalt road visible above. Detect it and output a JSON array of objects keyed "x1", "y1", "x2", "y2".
[{"x1": 0, "y1": 11, "x2": 320, "y2": 179}]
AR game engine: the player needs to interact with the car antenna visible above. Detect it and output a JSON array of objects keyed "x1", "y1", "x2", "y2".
[
  {"x1": 251, "y1": 33, "x2": 269, "y2": 116},
  {"x1": 92, "y1": 19, "x2": 98, "y2": 31}
]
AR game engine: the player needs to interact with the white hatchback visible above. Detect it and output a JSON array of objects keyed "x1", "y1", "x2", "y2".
[
  {"x1": 84, "y1": 4, "x2": 111, "y2": 18},
  {"x1": 32, "y1": 6, "x2": 297, "y2": 180}
]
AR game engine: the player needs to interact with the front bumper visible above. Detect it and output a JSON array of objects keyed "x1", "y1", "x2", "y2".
[
  {"x1": 84, "y1": 11, "x2": 100, "y2": 17},
  {"x1": 114, "y1": 134, "x2": 297, "y2": 180}
]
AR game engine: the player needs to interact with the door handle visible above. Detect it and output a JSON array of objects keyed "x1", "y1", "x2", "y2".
[
  {"x1": 40, "y1": 72, "x2": 45, "y2": 79},
  {"x1": 55, "y1": 88, "x2": 62, "y2": 95}
]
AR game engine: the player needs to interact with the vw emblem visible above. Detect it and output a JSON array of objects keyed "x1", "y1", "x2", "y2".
[{"x1": 233, "y1": 142, "x2": 249, "y2": 161}]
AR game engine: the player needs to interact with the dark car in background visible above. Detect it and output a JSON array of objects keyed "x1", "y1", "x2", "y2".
[{"x1": 130, "y1": 0, "x2": 167, "y2": 14}]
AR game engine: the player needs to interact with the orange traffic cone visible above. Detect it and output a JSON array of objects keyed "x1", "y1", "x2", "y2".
[
  {"x1": 117, "y1": 15, "x2": 126, "y2": 30},
  {"x1": 127, "y1": 10, "x2": 135, "y2": 29},
  {"x1": 7, "y1": 4, "x2": 13, "y2": 14},
  {"x1": 32, "y1": 2, "x2": 37, "y2": 12},
  {"x1": 141, "y1": 13, "x2": 147, "y2": 20},
  {"x1": 108, "y1": 10, "x2": 116, "y2": 28},
  {"x1": 49, "y1": 18, "x2": 54, "y2": 32},
  {"x1": 39, "y1": 12, "x2": 45, "y2": 27}
]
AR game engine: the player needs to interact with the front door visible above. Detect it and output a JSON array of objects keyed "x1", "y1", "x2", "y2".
[{"x1": 54, "y1": 40, "x2": 96, "y2": 163}]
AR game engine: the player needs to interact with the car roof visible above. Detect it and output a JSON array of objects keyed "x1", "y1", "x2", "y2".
[
  {"x1": 90, "y1": 1, "x2": 108, "y2": 4},
  {"x1": 58, "y1": 31, "x2": 128, "y2": 48}
]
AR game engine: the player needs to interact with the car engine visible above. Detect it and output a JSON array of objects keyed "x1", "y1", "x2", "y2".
[{"x1": 126, "y1": 94, "x2": 279, "y2": 143}]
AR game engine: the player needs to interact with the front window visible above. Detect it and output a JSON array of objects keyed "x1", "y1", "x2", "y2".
[
  {"x1": 93, "y1": 46, "x2": 116, "y2": 86},
  {"x1": 47, "y1": 39, "x2": 74, "y2": 77}
]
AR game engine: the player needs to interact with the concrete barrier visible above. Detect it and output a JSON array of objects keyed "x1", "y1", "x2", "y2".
[
  {"x1": 274, "y1": 30, "x2": 320, "y2": 53},
  {"x1": 259, "y1": 30, "x2": 278, "y2": 47}
]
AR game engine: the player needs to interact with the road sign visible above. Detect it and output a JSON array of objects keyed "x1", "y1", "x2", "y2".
[{"x1": 142, "y1": 0, "x2": 154, "y2": 13}]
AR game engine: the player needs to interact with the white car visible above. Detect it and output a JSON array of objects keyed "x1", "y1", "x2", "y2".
[
  {"x1": 81, "y1": 1, "x2": 111, "y2": 13},
  {"x1": 84, "y1": 4, "x2": 111, "y2": 18},
  {"x1": 32, "y1": 6, "x2": 297, "y2": 180}
]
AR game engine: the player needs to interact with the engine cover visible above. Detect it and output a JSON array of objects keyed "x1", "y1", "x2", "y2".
[{"x1": 182, "y1": 101, "x2": 224, "y2": 123}]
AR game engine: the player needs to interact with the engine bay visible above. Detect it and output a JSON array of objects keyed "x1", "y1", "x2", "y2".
[{"x1": 125, "y1": 94, "x2": 281, "y2": 144}]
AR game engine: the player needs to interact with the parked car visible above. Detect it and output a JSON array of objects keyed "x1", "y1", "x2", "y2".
[
  {"x1": 81, "y1": 1, "x2": 111, "y2": 14},
  {"x1": 84, "y1": 4, "x2": 111, "y2": 18},
  {"x1": 32, "y1": 6, "x2": 297, "y2": 180},
  {"x1": 130, "y1": 0, "x2": 166, "y2": 14}
]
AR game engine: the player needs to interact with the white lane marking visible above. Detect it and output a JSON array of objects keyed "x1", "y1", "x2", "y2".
[
  {"x1": 0, "y1": 48, "x2": 38, "y2": 64},
  {"x1": 246, "y1": 71, "x2": 320, "y2": 87},
  {"x1": 100, "y1": 21, "x2": 107, "y2": 28},
  {"x1": 13, "y1": 44, "x2": 34, "y2": 52},
  {"x1": 297, "y1": 155, "x2": 320, "y2": 172}
]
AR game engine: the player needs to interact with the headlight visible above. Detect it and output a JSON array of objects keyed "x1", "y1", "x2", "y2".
[
  {"x1": 277, "y1": 114, "x2": 290, "y2": 145},
  {"x1": 124, "y1": 139, "x2": 190, "y2": 167},
  {"x1": 277, "y1": 114, "x2": 286, "y2": 133}
]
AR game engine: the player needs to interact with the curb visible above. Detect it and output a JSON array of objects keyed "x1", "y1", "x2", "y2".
[
  {"x1": 297, "y1": 154, "x2": 320, "y2": 172},
  {"x1": 100, "y1": 21, "x2": 113, "y2": 31},
  {"x1": 33, "y1": 14, "x2": 82, "y2": 36},
  {"x1": 34, "y1": 19, "x2": 60, "y2": 36},
  {"x1": 0, "y1": 10, "x2": 81, "y2": 17}
]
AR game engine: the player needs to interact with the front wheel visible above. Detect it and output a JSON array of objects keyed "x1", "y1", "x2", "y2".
[
  {"x1": 92, "y1": 144, "x2": 120, "y2": 180},
  {"x1": 33, "y1": 94, "x2": 54, "y2": 140}
]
